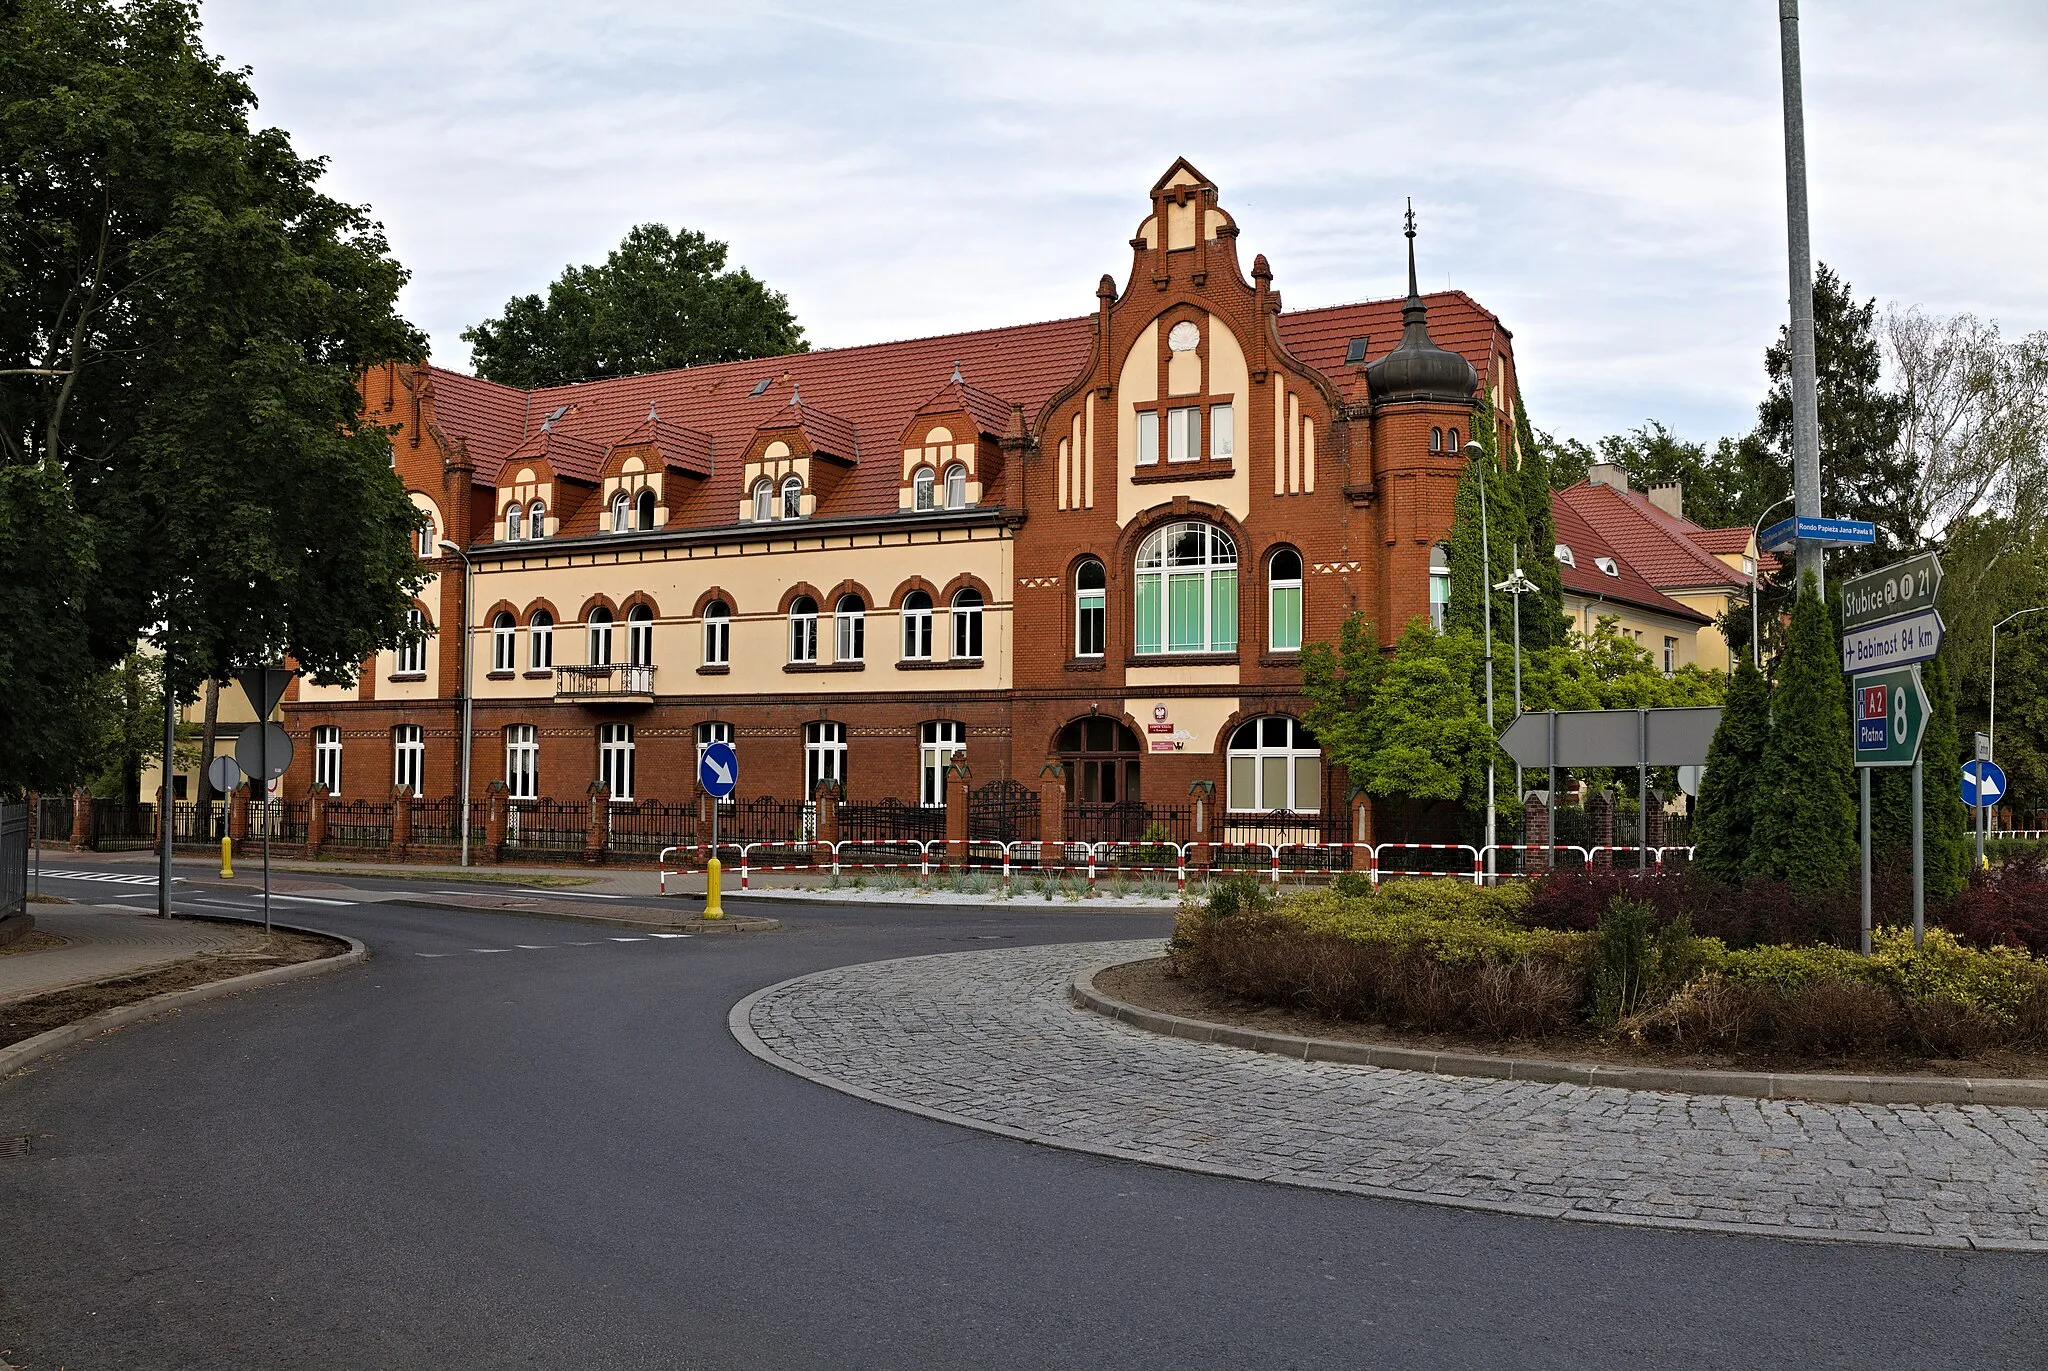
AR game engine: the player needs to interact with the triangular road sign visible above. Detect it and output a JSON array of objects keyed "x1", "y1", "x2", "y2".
[{"x1": 237, "y1": 664, "x2": 296, "y2": 720}]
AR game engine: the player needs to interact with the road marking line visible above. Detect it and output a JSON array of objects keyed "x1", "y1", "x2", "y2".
[
  {"x1": 515, "y1": 888, "x2": 627, "y2": 900},
  {"x1": 471, "y1": 948, "x2": 511, "y2": 954},
  {"x1": 648, "y1": 933, "x2": 691, "y2": 939},
  {"x1": 267, "y1": 893, "x2": 355, "y2": 906},
  {"x1": 514, "y1": 944, "x2": 553, "y2": 950},
  {"x1": 609, "y1": 936, "x2": 648, "y2": 942},
  {"x1": 414, "y1": 953, "x2": 451, "y2": 958},
  {"x1": 192, "y1": 898, "x2": 252, "y2": 910}
]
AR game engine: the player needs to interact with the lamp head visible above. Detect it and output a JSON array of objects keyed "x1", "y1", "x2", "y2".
[{"x1": 1463, "y1": 440, "x2": 1484, "y2": 460}]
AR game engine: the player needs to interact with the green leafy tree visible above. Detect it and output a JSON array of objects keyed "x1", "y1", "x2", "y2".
[
  {"x1": 463, "y1": 224, "x2": 807, "y2": 388},
  {"x1": 1536, "y1": 426, "x2": 1595, "y2": 492},
  {"x1": 1354, "y1": 624, "x2": 1494, "y2": 806},
  {"x1": 1299, "y1": 612, "x2": 1383, "y2": 791},
  {"x1": 1, "y1": 0, "x2": 431, "y2": 789},
  {"x1": 1443, "y1": 404, "x2": 1519, "y2": 648},
  {"x1": 1510, "y1": 396, "x2": 1568, "y2": 650},
  {"x1": 1693, "y1": 656, "x2": 1770, "y2": 880},
  {"x1": 1748, "y1": 572, "x2": 1858, "y2": 887},
  {"x1": 0, "y1": 461, "x2": 99, "y2": 794},
  {"x1": 1591, "y1": 422, "x2": 1760, "y2": 532},
  {"x1": 1919, "y1": 650, "x2": 1970, "y2": 898}
]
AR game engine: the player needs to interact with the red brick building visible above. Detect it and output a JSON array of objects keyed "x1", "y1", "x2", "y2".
[{"x1": 281, "y1": 160, "x2": 1519, "y2": 849}]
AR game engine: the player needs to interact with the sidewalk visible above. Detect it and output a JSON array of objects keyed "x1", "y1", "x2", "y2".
[{"x1": 0, "y1": 906, "x2": 243, "y2": 1004}]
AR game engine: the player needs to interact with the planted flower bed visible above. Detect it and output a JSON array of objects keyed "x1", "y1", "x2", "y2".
[{"x1": 1167, "y1": 871, "x2": 2048, "y2": 1065}]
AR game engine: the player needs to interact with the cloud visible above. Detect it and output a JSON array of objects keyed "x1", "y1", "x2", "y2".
[{"x1": 201, "y1": 0, "x2": 2048, "y2": 445}]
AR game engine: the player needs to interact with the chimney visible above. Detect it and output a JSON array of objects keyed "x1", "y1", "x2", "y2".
[
  {"x1": 1647, "y1": 482, "x2": 1683, "y2": 518},
  {"x1": 1588, "y1": 462, "x2": 1629, "y2": 493}
]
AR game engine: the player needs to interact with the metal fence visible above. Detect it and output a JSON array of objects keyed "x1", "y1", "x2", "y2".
[
  {"x1": 839, "y1": 798, "x2": 943, "y2": 845},
  {"x1": 1214, "y1": 811, "x2": 1352, "y2": 870},
  {"x1": 1, "y1": 801, "x2": 26, "y2": 921},
  {"x1": 410, "y1": 797, "x2": 485, "y2": 847},
  {"x1": 36, "y1": 795, "x2": 71, "y2": 845},
  {"x1": 89, "y1": 799, "x2": 155, "y2": 849},
  {"x1": 325, "y1": 799, "x2": 394, "y2": 849},
  {"x1": 1068, "y1": 801, "x2": 1191, "y2": 846},
  {"x1": 503, "y1": 800, "x2": 587, "y2": 854},
  {"x1": 968, "y1": 779, "x2": 1039, "y2": 842},
  {"x1": 607, "y1": 802, "x2": 699, "y2": 857}
]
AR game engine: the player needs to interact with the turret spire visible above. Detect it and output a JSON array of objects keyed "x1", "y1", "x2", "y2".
[{"x1": 1365, "y1": 199, "x2": 1479, "y2": 406}]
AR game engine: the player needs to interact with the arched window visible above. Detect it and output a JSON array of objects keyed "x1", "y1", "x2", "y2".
[
  {"x1": 587, "y1": 607, "x2": 613, "y2": 666},
  {"x1": 919, "y1": 720, "x2": 963, "y2": 807},
  {"x1": 950, "y1": 588, "x2": 983, "y2": 660},
  {"x1": 1429, "y1": 544, "x2": 1451, "y2": 631},
  {"x1": 912, "y1": 467, "x2": 936, "y2": 512},
  {"x1": 1429, "y1": 427, "x2": 1443, "y2": 453},
  {"x1": 1268, "y1": 548, "x2": 1303, "y2": 653},
  {"x1": 752, "y1": 478, "x2": 774, "y2": 523},
  {"x1": 396, "y1": 607, "x2": 429, "y2": 675},
  {"x1": 528, "y1": 501, "x2": 546, "y2": 539},
  {"x1": 805, "y1": 721, "x2": 846, "y2": 796},
  {"x1": 1227, "y1": 717, "x2": 1321, "y2": 813},
  {"x1": 702, "y1": 601, "x2": 729, "y2": 666},
  {"x1": 1055, "y1": 717, "x2": 1141, "y2": 804},
  {"x1": 835, "y1": 594, "x2": 865, "y2": 662},
  {"x1": 1074, "y1": 559, "x2": 1105, "y2": 658},
  {"x1": 943, "y1": 463, "x2": 967, "y2": 510},
  {"x1": 901, "y1": 590, "x2": 933, "y2": 660},
  {"x1": 627, "y1": 604, "x2": 654, "y2": 668},
  {"x1": 505, "y1": 503, "x2": 524, "y2": 541},
  {"x1": 636, "y1": 488, "x2": 656, "y2": 530},
  {"x1": 417, "y1": 519, "x2": 437, "y2": 558},
  {"x1": 1134, "y1": 522, "x2": 1237, "y2": 656},
  {"x1": 609, "y1": 490, "x2": 630, "y2": 533},
  {"x1": 529, "y1": 609, "x2": 554, "y2": 669},
  {"x1": 491, "y1": 611, "x2": 517, "y2": 672},
  {"x1": 781, "y1": 474, "x2": 803, "y2": 521},
  {"x1": 599, "y1": 722, "x2": 634, "y2": 801},
  {"x1": 1448, "y1": 427, "x2": 1462, "y2": 455},
  {"x1": 788, "y1": 594, "x2": 818, "y2": 663}
]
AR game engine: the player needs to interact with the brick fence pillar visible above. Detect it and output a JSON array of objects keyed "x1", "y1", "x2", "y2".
[
  {"x1": 813, "y1": 779, "x2": 841, "y2": 870},
  {"x1": 1590, "y1": 790, "x2": 1614, "y2": 868},
  {"x1": 1644, "y1": 788, "x2": 1667, "y2": 853},
  {"x1": 70, "y1": 788, "x2": 93, "y2": 851},
  {"x1": 229, "y1": 785, "x2": 250, "y2": 843},
  {"x1": 390, "y1": 787, "x2": 413, "y2": 859},
  {"x1": 584, "y1": 783, "x2": 609, "y2": 865},
  {"x1": 484, "y1": 781, "x2": 508, "y2": 864},
  {"x1": 1038, "y1": 764, "x2": 1065, "y2": 872},
  {"x1": 1188, "y1": 781, "x2": 1213, "y2": 874},
  {"x1": 1350, "y1": 790, "x2": 1375, "y2": 872},
  {"x1": 942, "y1": 752, "x2": 970, "y2": 872},
  {"x1": 1524, "y1": 791, "x2": 1552, "y2": 876},
  {"x1": 307, "y1": 785, "x2": 329, "y2": 856}
]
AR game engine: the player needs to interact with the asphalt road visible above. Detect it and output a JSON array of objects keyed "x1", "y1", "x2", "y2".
[{"x1": 2, "y1": 866, "x2": 2043, "y2": 1370}]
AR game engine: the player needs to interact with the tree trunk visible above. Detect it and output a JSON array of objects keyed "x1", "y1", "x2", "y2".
[{"x1": 197, "y1": 679, "x2": 221, "y2": 803}]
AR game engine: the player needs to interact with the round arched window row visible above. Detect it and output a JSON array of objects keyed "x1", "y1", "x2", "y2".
[
  {"x1": 1074, "y1": 559, "x2": 1105, "y2": 657},
  {"x1": 1134, "y1": 522, "x2": 1237, "y2": 656},
  {"x1": 788, "y1": 595, "x2": 819, "y2": 663},
  {"x1": 491, "y1": 611, "x2": 517, "y2": 672},
  {"x1": 1227, "y1": 717, "x2": 1322, "y2": 814},
  {"x1": 835, "y1": 594, "x2": 865, "y2": 662},
  {"x1": 1267, "y1": 548, "x2": 1302, "y2": 653},
  {"x1": 701, "y1": 601, "x2": 730, "y2": 666}
]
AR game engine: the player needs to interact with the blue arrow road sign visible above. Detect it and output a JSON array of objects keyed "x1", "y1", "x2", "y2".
[
  {"x1": 1962, "y1": 759, "x2": 2007, "y2": 809},
  {"x1": 698, "y1": 740, "x2": 739, "y2": 798},
  {"x1": 1760, "y1": 515, "x2": 1879, "y2": 553}
]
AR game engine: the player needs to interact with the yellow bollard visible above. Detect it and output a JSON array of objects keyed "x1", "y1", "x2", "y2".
[
  {"x1": 703, "y1": 856, "x2": 724, "y2": 920},
  {"x1": 220, "y1": 835, "x2": 234, "y2": 879}
]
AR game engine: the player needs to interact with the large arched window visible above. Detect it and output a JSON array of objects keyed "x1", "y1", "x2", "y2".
[
  {"x1": 780, "y1": 475, "x2": 804, "y2": 521},
  {"x1": 587, "y1": 607, "x2": 614, "y2": 666},
  {"x1": 528, "y1": 609, "x2": 554, "y2": 669},
  {"x1": 1429, "y1": 544, "x2": 1451, "y2": 631},
  {"x1": 901, "y1": 590, "x2": 933, "y2": 660},
  {"x1": 1268, "y1": 548, "x2": 1303, "y2": 653},
  {"x1": 912, "y1": 467, "x2": 936, "y2": 512},
  {"x1": 943, "y1": 463, "x2": 968, "y2": 510},
  {"x1": 636, "y1": 488, "x2": 657, "y2": 530},
  {"x1": 491, "y1": 611, "x2": 517, "y2": 672},
  {"x1": 835, "y1": 594, "x2": 865, "y2": 662},
  {"x1": 702, "y1": 601, "x2": 729, "y2": 666},
  {"x1": 627, "y1": 604, "x2": 654, "y2": 668},
  {"x1": 1134, "y1": 522, "x2": 1237, "y2": 655},
  {"x1": 950, "y1": 588, "x2": 983, "y2": 660},
  {"x1": 1074, "y1": 559, "x2": 1105, "y2": 657},
  {"x1": 505, "y1": 503, "x2": 524, "y2": 541},
  {"x1": 528, "y1": 500, "x2": 546, "y2": 539},
  {"x1": 609, "y1": 491, "x2": 630, "y2": 533},
  {"x1": 752, "y1": 478, "x2": 774, "y2": 523},
  {"x1": 1227, "y1": 717, "x2": 1321, "y2": 813},
  {"x1": 788, "y1": 595, "x2": 818, "y2": 663}
]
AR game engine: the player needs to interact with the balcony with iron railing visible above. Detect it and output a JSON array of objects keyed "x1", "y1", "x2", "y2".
[{"x1": 554, "y1": 664, "x2": 656, "y2": 704}]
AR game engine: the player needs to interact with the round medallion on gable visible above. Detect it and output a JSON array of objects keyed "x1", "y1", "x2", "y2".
[{"x1": 1167, "y1": 320, "x2": 1201, "y2": 352}]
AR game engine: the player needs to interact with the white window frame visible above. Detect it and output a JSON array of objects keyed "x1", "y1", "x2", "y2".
[
  {"x1": 417, "y1": 520, "x2": 436, "y2": 558},
  {"x1": 1133, "y1": 521, "x2": 1238, "y2": 656},
  {"x1": 505, "y1": 724, "x2": 538, "y2": 800},
  {"x1": 1429, "y1": 545, "x2": 1451, "y2": 632},
  {"x1": 1268, "y1": 548, "x2": 1303, "y2": 653},
  {"x1": 505, "y1": 503, "x2": 523, "y2": 541},
  {"x1": 396, "y1": 608, "x2": 429, "y2": 675},
  {"x1": 950, "y1": 588, "x2": 983, "y2": 660},
  {"x1": 393, "y1": 724, "x2": 424, "y2": 798},
  {"x1": 1210, "y1": 403, "x2": 1234, "y2": 461},
  {"x1": 943, "y1": 463, "x2": 967, "y2": 510},
  {"x1": 610, "y1": 491, "x2": 630, "y2": 533},
  {"x1": 835, "y1": 595, "x2": 865, "y2": 663},
  {"x1": 788, "y1": 595, "x2": 819, "y2": 664},
  {"x1": 1136, "y1": 409, "x2": 1159, "y2": 466},
  {"x1": 587, "y1": 608, "x2": 613, "y2": 666},
  {"x1": 702, "y1": 602, "x2": 730, "y2": 666},
  {"x1": 636, "y1": 488, "x2": 656, "y2": 530},
  {"x1": 1663, "y1": 636, "x2": 1679, "y2": 675},
  {"x1": 913, "y1": 467, "x2": 936, "y2": 512},
  {"x1": 1074, "y1": 560, "x2": 1105, "y2": 658},
  {"x1": 627, "y1": 605, "x2": 654, "y2": 668},
  {"x1": 599, "y1": 723, "x2": 635, "y2": 801},
  {"x1": 752, "y1": 479, "x2": 774, "y2": 523},
  {"x1": 804, "y1": 721, "x2": 846, "y2": 796},
  {"x1": 313, "y1": 726, "x2": 342, "y2": 796},
  {"x1": 491, "y1": 612, "x2": 517, "y2": 672},
  {"x1": 1227, "y1": 717, "x2": 1321, "y2": 814},
  {"x1": 780, "y1": 475, "x2": 803, "y2": 521},
  {"x1": 919, "y1": 720, "x2": 963, "y2": 807},
  {"x1": 529, "y1": 610, "x2": 554, "y2": 670},
  {"x1": 901, "y1": 591, "x2": 933, "y2": 660},
  {"x1": 528, "y1": 500, "x2": 546, "y2": 539},
  {"x1": 695, "y1": 722, "x2": 734, "y2": 805},
  {"x1": 1167, "y1": 405, "x2": 1199, "y2": 464}
]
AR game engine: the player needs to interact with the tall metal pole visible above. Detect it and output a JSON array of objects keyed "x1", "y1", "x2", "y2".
[
  {"x1": 160, "y1": 653, "x2": 176, "y2": 919},
  {"x1": 1779, "y1": 0, "x2": 1825, "y2": 595},
  {"x1": 1859, "y1": 765, "x2": 1872, "y2": 956},
  {"x1": 1470, "y1": 440, "x2": 1496, "y2": 878},
  {"x1": 1910, "y1": 756, "x2": 1925, "y2": 948},
  {"x1": 441, "y1": 540, "x2": 475, "y2": 868}
]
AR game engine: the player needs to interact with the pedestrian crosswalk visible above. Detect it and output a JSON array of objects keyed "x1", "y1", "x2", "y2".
[{"x1": 37, "y1": 869, "x2": 175, "y2": 886}]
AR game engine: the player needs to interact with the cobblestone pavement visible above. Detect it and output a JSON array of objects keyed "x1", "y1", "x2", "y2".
[
  {"x1": 737, "y1": 939, "x2": 2048, "y2": 1251},
  {"x1": 0, "y1": 907, "x2": 243, "y2": 1002}
]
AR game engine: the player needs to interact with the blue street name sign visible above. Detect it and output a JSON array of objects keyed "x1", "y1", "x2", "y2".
[
  {"x1": 1962, "y1": 759, "x2": 2007, "y2": 809},
  {"x1": 1760, "y1": 515, "x2": 1879, "y2": 554},
  {"x1": 698, "y1": 740, "x2": 739, "y2": 799}
]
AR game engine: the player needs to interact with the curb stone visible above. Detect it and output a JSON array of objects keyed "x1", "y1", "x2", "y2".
[
  {"x1": 0, "y1": 919, "x2": 367, "y2": 1081},
  {"x1": 1069, "y1": 958, "x2": 2048, "y2": 1108},
  {"x1": 727, "y1": 946, "x2": 2048, "y2": 1253}
]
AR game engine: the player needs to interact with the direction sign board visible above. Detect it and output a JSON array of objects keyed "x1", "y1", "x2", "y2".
[
  {"x1": 1760, "y1": 515, "x2": 1879, "y2": 554},
  {"x1": 698, "y1": 740, "x2": 738, "y2": 798},
  {"x1": 234, "y1": 723, "x2": 294, "y2": 782},
  {"x1": 1962, "y1": 759, "x2": 2007, "y2": 809},
  {"x1": 1497, "y1": 707, "x2": 1722, "y2": 769},
  {"x1": 1841, "y1": 552, "x2": 1943, "y2": 631},
  {"x1": 1852, "y1": 666, "x2": 1928, "y2": 767},
  {"x1": 1841, "y1": 607, "x2": 1944, "y2": 673}
]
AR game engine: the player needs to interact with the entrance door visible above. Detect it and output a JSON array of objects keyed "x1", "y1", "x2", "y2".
[{"x1": 1057, "y1": 718, "x2": 1142, "y2": 804}]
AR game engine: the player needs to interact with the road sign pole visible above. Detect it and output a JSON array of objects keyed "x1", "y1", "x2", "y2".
[
  {"x1": 1637, "y1": 708, "x2": 1648, "y2": 873},
  {"x1": 1859, "y1": 766, "x2": 1872, "y2": 957},
  {"x1": 705, "y1": 796, "x2": 722, "y2": 920},
  {"x1": 161, "y1": 651, "x2": 176, "y2": 919},
  {"x1": 261, "y1": 714, "x2": 271, "y2": 934},
  {"x1": 1546, "y1": 711, "x2": 1558, "y2": 873},
  {"x1": 1911, "y1": 756, "x2": 1924, "y2": 949},
  {"x1": 1779, "y1": 0, "x2": 1825, "y2": 596}
]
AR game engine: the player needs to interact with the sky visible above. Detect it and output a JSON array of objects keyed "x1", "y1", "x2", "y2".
[{"x1": 198, "y1": 0, "x2": 2048, "y2": 448}]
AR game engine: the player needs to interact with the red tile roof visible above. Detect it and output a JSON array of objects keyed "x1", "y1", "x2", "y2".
[
  {"x1": 419, "y1": 290, "x2": 1508, "y2": 532},
  {"x1": 1555, "y1": 481, "x2": 1753, "y2": 591},
  {"x1": 1551, "y1": 498, "x2": 1712, "y2": 625}
]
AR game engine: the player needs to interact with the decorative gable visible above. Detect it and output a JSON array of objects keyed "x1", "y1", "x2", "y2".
[
  {"x1": 737, "y1": 396, "x2": 859, "y2": 522},
  {"x1": 896, "y1": 370, "x2": 1013, "y2": 512}
]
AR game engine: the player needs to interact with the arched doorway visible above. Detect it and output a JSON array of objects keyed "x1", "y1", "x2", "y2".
[{"x1": 1056, "y1": 717, "x2": 1142, "y2": 805}]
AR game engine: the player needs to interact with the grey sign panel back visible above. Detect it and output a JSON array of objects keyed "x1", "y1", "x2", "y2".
[{"x1": 1498, "y1": 707, "x2": 1722, "y2": 768}]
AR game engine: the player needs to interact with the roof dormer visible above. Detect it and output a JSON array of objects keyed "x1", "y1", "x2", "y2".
[
  {"x1": 897, "y1": 368, "x2": 1012, "y2": 512},
  {"x1": 737, "y1": 392, "x2": 858, "y2": 523}
]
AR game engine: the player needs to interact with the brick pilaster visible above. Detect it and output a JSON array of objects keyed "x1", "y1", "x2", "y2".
[
  {"x1": 307, "y1": 785, "x2": 329, "y2": 856},
  {"x1": 1524, "y1": 791, "x2": 1551, "y2": 876},
  {"x1": 484, "y1": 781, "x2": 508, "y2": 864},
  {"x1": 942, "y1": 750, "x2": 970, "y2": 871},
  {"x1": 229, "y1": 786, "x2": 250, "y2": 843},
  {"x1": 1038, "y1": 764, "x2": 1065, "y2": 871},
  {"x1": 1590, "y1": 790, "x2": 1614, "y2": 868},
  {"x1": 70, "y1": 788, "x2": 92, "y2": 851},
  {"x1": 584, "y1": 783, "x2": 609, "y2": 865},
  {"x1": 390, "y1": 786, "x2": 414, "y2": 859}
]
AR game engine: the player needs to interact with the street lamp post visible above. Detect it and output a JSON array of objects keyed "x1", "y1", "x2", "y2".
[
  {"x1": 1495, "y1": 557, "x2": 1539, "y2": 813},
  {"x1": 1749, "y1": 494, "x2": 1793, "y2": 669},
  {"x1": 1466, "y1": 441, "x2": 1498, "y2": 879},
  {"x1": 439, "y1": 539, "x2": 475, "y2": 868}
]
